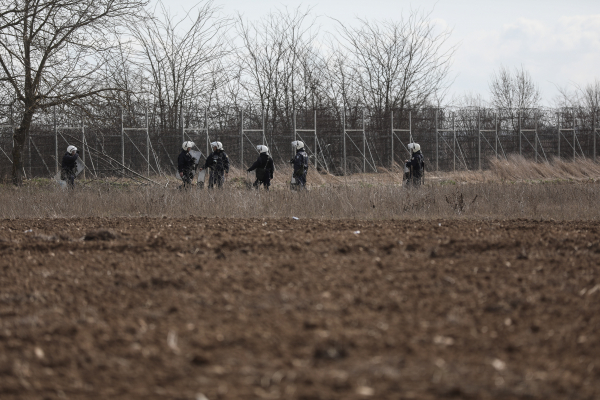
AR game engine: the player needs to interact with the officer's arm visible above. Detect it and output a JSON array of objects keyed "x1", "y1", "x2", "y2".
[
  {"x1": 224, "y1": 154, "x2": 230, "y2": 173},
  {"x1": 247, "y1": 159, "x2": 260, "y2": 172}
]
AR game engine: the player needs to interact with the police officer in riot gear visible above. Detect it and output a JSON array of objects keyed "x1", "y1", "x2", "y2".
[
  {"x1": 178, "y1": 141, "x2": 196, "y2": 189},
  {"x1": 290, "y1": 140, "x2": 308, "y2": 189},
  {"x1": 200, "y1": 141, "x2": 230, "y2": 189},
  {"x1": 61, "y1": 145, "x2": 79, "y2": 188},
  {"x1": 247, "y1": 145, "x2": 274, "y2": 190},
  {"x1": 404, "y1": 143, "x2": 424, "y2": 187}
]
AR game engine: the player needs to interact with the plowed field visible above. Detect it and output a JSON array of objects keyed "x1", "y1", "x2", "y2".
[{"x1": 1, "y1": 217, "x2": 599, "y2": 399}]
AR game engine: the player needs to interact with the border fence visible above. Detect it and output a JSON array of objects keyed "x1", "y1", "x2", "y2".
[{"x1": 0, "y1": 104, "x2": 599, "y2": 181}]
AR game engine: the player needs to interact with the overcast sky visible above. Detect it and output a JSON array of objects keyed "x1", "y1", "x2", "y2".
[{"x1": 165, "y1": 0, "x2": 600, "y2": 105}]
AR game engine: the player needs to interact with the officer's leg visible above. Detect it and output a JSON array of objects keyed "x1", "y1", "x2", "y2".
[
  {"x1": 298, "y1": 173, "x2": 306, "y2": 188},
  {"x1": 182, "y1": 172, "x2": 191, "y2": 189}
]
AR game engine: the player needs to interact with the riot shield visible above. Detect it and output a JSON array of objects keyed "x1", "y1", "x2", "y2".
[
  {"x1": 197, "y1": 169, "x2": 206, "y2": 184},
  {"x1": 75, "y1": 158, "x2": 85, "y2": 176},
  {"x1": 189, "y1": 150, "x2": 202, "y2": 165}
]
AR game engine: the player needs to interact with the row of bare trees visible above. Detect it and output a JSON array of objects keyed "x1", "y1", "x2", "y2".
[{"x1": 1, "y1": 1, "x2": 598, "y2": 185}]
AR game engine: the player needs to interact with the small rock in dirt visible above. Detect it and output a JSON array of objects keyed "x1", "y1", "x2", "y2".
[
  {"x1": 433, "y1": 335, "x2": 454, "y2": 346},
  {"x1": 84, "y1": 230, "x2": 119, "y2": 241},
  {"x1": 34, "y1": 347, "x2": 44, "y2": 359},
  {"x1": 34, "y1": 234, "x2": 58, "y2": 242},
  {"x1": 314, "y1": 344, "x2": 347, "y2": 360},
  {"x1": 356, "y1": 386, "x2": 374, "y2": 396},
  {"x1": 492, "y1": 358, "x2": 506, "y2": 371},
  {"x1": 303, "y1": 320, "x2": 319, "y2": 330},
  {"x1": 588, "y1": 284, "x2": 600, "y2": 295},
  {"x1": 191, "y1": 354, "x2": 210, "y2": 366}
]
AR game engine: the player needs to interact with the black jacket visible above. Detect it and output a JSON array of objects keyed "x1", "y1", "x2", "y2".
[
  {"x1": 203, "y1": 150, "x2": 230, "y2": 173},
  {"x1": 248, "y1": 153, "x2": 274, "y2": 179},
  {"x1": 61, "y1": 152, "x2": 79, "y2": 172},
  {"x1": 178, "y1": 150, "x2": 195, "y2": 173},
  {"x1": 410, "y1": 151, "x2": 424, "y2": 176},
  {"x1": 292, "y1": 149, "x2": 308, "y2": 176}
]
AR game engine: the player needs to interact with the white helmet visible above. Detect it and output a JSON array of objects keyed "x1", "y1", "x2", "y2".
[
  {"x1": 67, "y1": 145, "x2": 77, "y2": 154},
  {"x1": 292, "y1": 140, "x2": 304, "y2": 150},
  {"x1": 408, "y1": 143, "x2": 420, "y2": 154},
  {"x1": 210, "y1": 141, "x2": 223, "y2": 151},
  {"x1": 257, "y1": 145, "x2": 269, "y2": 154},
  {"x1": 182, "y1": 141, "x2": 195, "y2": 151}
]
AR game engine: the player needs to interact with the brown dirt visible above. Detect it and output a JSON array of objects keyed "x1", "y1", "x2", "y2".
[{"x1": 0, "y1": 217, "x2": 599, "y2": 400}]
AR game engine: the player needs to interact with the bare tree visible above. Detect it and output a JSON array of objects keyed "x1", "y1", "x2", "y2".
[
  {"x1": 489, "y1": 66, "x2": 541, "y2": 111},
  {"x1": 333, "y1": 11, "x2": 455, "y2": 119},
  {"x1": 0, "y1": 0, "x2": 146, "y2": 185},
  {"x1": 235, "y1": 7, "x2": 320, "y2": 142},
  {"x1": 132, "y1": 0, "x2": 232, "y2": 131}
]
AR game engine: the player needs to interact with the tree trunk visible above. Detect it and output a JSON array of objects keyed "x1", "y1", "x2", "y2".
[{"x1": 11, "y1": 108, "x2": 35, "y2": 186}]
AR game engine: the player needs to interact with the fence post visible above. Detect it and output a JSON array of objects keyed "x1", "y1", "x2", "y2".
[
  {"x1": 240, "y1": 109, "x2": 244, "y2": 168},
  {"x1": 54, "y1": 106, "x2": 58, "y2": 174},
  {"x1": 343, "y1": 108, "x2": 346, "y2": 176},
  {"x1": 362, "y1": 108, "x2": 366, "y2": 173},
  {"x1": 594, "y1": 110, "x2": 597, "y2": 162},
  {"x1": 146, "y1": 107, "x2": 150, "y2": 177},
  {"x1": 495, "y1": 111, "x2": 498, "y2": 159},
  {"x1": 82, "y1": 119, "x2": 85, "y2": 179},
  {"x1": 121, "y1": 108, "x2": 125, "y2": 174},
  {"x1": 534, "y1": 114, "x2": 538, "y2": 162},
  {"x1": 477, "y1": 109, "x2": 481, "y2": 170},
  {"x1": 314, "y1": 109, "x2": 318, "y2": 171},
  {"x1": 409, "y1": 110, "x2": 413, "y2": 143},
  {"x1": 390, "y1": 110, "x2": 394, "y2": 169},
  {"x1": 573, "y1": 117, "x2": 577, "y2": 161},
  {"x1": 180, "y1": 108, "x2": 184, "y2": 144},
  {"x1": 435, "y1": 109, "x2": 439, "y2": 171},
  {"x1": 518, "y1": 110, "x2": 522, "y2": 156},
  {"x1": 205, "y1": 108, "x2": 209, "y2": 158},
  {"x1": 293, "y1": 110, "x2": 296, "y2": 159},
  {"x1": 452, "y1": 112, "x2": 456, "y2": 172},
  {"x1": 557, "y1": 112, "x2": 560, "y2": 160},
  {"x1": 28, "y1": 136, "x2": 31, "y2": 177}
]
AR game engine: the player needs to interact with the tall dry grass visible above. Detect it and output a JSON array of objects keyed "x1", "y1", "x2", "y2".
[
  {"x1": 2, "y1": 180, "x2": 600, "y2": 220},
  {"x1": 3, "y1": 157, "x2": 600, "y2": 220},
  {"x1": 427, "y1": 155, "x2": 600, "y2": 183},
  {"x1": 489, "y1": 155, "x2": 600, "y2": 181}
]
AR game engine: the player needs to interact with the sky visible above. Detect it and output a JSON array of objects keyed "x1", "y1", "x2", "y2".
[{"x1": 163, "y1": 0, "x2": 600, "y2": 105}]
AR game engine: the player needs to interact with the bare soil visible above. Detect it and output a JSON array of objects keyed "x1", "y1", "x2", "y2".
[{"x1": 0, "y1": 217, "x2": 599, "y2": 400}]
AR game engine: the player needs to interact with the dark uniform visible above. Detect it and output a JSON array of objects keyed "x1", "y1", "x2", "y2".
[
  {"x1": 405, "y1": 150, "x2": 424, "y2": 186},
  {"x1": 178, "y1": 150, "x2": 195, "y2": 188},
  {"x1": 61, "y1": 152, "x2": 79, "y2": 188},
  {"x1": 291, "y1": 148, "x2": 308, "y2": 188},
  {"x1": 202, "y1": 150, "x2": 230, "y2": 188},
  {"x1": 248, "y1": 153, "x2": 274, "y2": 189}
]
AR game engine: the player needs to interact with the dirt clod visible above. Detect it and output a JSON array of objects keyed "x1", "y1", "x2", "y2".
[{"x1": 84, "y1": 229, "x2": 119, "y2": 241}]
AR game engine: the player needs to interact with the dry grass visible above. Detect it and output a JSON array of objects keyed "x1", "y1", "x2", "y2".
[
  {"x1": 427, "y1": 155, "x2": 600, "y2": 184},
  {"x1": 2, "y1": 179, "x2": 600, "y2": 220},
  {"x1": 3, "y1": 157, "x2": 600, "y2": 221}
]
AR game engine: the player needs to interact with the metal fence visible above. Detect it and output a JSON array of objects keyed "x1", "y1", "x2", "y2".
[{"x1": 1, "y1": 105, "x2": 599, "y2": 181}]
